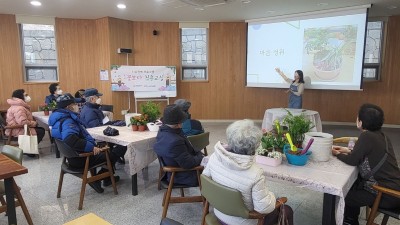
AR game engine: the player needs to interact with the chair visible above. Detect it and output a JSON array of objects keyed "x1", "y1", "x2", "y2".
[
  {"x1": 187, "y1": 131, "x2": 210, "y2": 156},
  {"x1": 54, "y1": 139, "x2": 118, "y2": 210},
  {"x1": 366, "y1": 185, "x2": 400, "y2": 225},
  {"x1": 160, "y1": 218, "x2": 184, "y2": 225},
  {"x1": 333, "y1": 137, "x2": 358, "y2": 145},
  {"x1": 157, "y1": 156, "x2": 204, "y2": 219},
  {"x1": 157, "y1": 132, "x2": 209, "y2": 190},
  {"x1": 101, "y1": 105, "x2": 114, "y2": 113},
  {"x1": 3, "y1": 124, "x2": 31, "y2": 146},
  {"x1": 0, "y1": 145, "x2": 33, "y2": 225},
  {"x1": 200, "y1": 174, "x2": 287, "y2": 225}
]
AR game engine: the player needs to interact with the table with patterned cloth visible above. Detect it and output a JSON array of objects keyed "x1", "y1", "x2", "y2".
[
  {"x1": 86, "y1": 125, "x2": 158, "y2": 196},
  {"x1": 261, "y1": 108, "x2": 323, "y2": 132},
  {"x1": 258, "y1": 156, "x2": 358, "y2": 225}
]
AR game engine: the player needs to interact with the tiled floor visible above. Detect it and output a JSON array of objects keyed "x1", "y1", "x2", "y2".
[{"x1": 0, "y1": 122, "x2": 399, "y2": 225}]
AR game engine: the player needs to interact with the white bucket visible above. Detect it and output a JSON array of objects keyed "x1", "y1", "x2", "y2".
[
  {"x1": 147, "y1": 121, "x2": 162, "y2": 132},
  {"x1": 125, "y1": 113, "x2": 141, "y2": 127},
  {"x1": 303, "y1": 132, "x2": 333, "y2": 162}
]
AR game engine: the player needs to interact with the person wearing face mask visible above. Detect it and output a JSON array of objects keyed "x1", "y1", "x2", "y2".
[
  {"x1": 275, "y1": 68, "x2": 305, "y2": 109},
  {"x1": 48, "y1": 93, "x2": 120, "y2": 192},
  {"x1": 79, "y1": 88, "x2": 105, "y2": 128},
  {"x1": 332, "y1": 104, "x2": 400, "y2": 225},
  {"x1": 6, "y1": 89, "x2": 46, "y2": 144},
  {"x1": 45, "y1": 83, "x2": 63, "y2": 104}
]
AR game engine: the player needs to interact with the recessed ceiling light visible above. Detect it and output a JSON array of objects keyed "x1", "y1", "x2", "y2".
[
  {"x1": 317, "y1": 3, "x2": 329, "y2": 6},
  {"x1": 195, "y1": 7, "x2": 204, "y2": 11},
  {"x1": 387, "y1": 5, "x2": 398, "y2": 10},
  {"x1": 241, "y1": 0, "x2": 251, "y2": 3},
  {"x1": 266, "y1": 10, "x2": 276, "y2": 14},
  {"x1": 117, "y1": 4, "x2": 127, "y2": 9},
  {"x1": 30, "y1": 1, "x2": 42, "y2": 6}
]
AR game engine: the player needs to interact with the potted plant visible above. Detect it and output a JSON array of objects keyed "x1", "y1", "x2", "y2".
[
  {"x1": 256, "y1": 145, "x2": 283, "y2": 167},
  {"x1": 140, "y1": 101, "x2": 161, "y2": 123},
  {"x1": 39, "y1": 101, "x2": 57, "y2": 115},
  {"x1": 130, "y1": 115, "x2": 149, "y2": 131},
  {"x1": 282, "y1": 110, "x2": 314, "y2": 147}
]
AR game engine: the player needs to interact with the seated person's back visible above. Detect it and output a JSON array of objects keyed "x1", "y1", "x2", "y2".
[{"x1": 153, "y1": 104, "x2": 204, "y2": 187}]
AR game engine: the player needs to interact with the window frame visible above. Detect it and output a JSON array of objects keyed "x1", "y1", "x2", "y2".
[
  {"x1": 19, "y1": 23, "x2": 59, "y2": 83},
  {"x1": 362, "y1": 20, "x2": 386, "y2": 81},
  {"x1": 180, "y1": 26, "x2": 209, "y2": 82}
]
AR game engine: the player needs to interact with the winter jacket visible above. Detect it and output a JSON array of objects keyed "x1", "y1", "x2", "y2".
[
  {"x1": 80, "y1": 102, "x2": 104, "y2": 128},
  {"x1": 153, "y1": 125, "x2": 203, "y2": 187},
  {"x1": 45, "y1": 94, "x2": 57, "y2": 104},
  {"x1": 203, "y1": 142, "x2": 276, "y2": 225},
  {"x1": 5, "y1": 98, "x2": 37, "y2": 136},
  {"x1": 48, "y1": 108, "x2": 95, "y2": 152}
]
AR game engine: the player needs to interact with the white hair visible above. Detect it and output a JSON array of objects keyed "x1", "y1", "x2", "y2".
[{"x1": 226, "y1": 119, "x2": 262, "y2": 155}]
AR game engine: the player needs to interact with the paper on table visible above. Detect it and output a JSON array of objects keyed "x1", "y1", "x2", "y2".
[{"x1": 103, "y1": 116, "x2": 110, "y2": 124}]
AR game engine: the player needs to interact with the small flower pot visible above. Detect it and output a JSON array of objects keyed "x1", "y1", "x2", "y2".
[
  {"x1": 131, "y1": 125, "x2": 138, "y2": 131},
  {"x1": 138, "y1": 125, "x2": 146, "y2": 132},
  {"x1": 283, "y1": 144, "x2": 312, "y2": 166},
  {"x1": 44, "y1": 110, "x2": 49, "y2": 116},
  {"x1": 256, "y1": 155, "x2": 282, "y2": 167}
]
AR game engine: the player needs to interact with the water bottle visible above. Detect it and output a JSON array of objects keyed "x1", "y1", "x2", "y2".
[{"x1": 348, "y1": 138, "x2": 355, "y2": 151}]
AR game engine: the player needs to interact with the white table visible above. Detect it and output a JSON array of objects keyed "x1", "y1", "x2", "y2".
[
  {"x1": 262, "y1": 108, "x2": 323, "y2": 132},
  {"x1": 86, "y1": 126, "x2": 158, "y2": 196},
  {"x1": 258, "y1": 156, "x2": 358, "y2": 225}
]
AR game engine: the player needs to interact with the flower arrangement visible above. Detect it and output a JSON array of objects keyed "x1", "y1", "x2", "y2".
[
  {"x1": 39, "y1": 101, "x2": 57, "y2": 111},
  {"x1": 130, "y1": 114, "x2": 149, "y2": 126},
  {"x1": 259, "y1": 120, "x2": 288, "y2": 154}
]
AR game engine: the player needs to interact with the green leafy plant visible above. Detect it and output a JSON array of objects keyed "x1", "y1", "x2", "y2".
[
  {"x1": 140, "y1": 101, "x2": 161, "y2": 123},
  {"x1": 39, "y1": 101, "x2": 57, "y2": 111},
  {"x1": 130, "y1": 115, "x2": 149, "y2": 126},
  {"x1": 259, "y1": 120, "x2": 288, "y2": 155},
  {"x1": 282, "y1": 110, "x2": 314, "y2": 147}
]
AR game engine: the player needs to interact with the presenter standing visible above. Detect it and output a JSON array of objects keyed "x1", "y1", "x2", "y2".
[{"x1": 275, "y1": 68, "x2": 304, "y2": 109}]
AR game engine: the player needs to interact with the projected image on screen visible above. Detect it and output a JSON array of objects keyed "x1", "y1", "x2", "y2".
[
  {"x1": 303, "y1": 25, "x2": 357, "y2": 82},
  {"x1": 246, "y1": 7, "x2": 368, "y2": 90}
]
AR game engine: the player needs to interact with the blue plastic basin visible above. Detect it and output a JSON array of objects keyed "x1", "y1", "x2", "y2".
[{"x1": 283, "y1": 144, "x2": 312, "y2": 166}]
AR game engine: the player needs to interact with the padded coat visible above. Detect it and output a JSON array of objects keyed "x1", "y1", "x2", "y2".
[
  {"x1": 203, "y1": 141, "x2": 276, "y2": 225},
  {"x1": 80, "y1": 102, "x2": 104, "y2": 128},
  {"x1": 5, "y1": 98, "x2": 37, "y2": 136}
]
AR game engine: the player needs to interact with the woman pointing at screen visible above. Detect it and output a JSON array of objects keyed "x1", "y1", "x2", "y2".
[{"x1": 275, "y1": 68, "x2": 305, "y2": 109}]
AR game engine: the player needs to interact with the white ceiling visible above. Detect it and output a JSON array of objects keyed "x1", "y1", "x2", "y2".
[{"x1": 0, "y1": 0, "x2": 399, "y2": 22}]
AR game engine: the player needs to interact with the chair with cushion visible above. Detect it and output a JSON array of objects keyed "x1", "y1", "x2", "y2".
[
  {"x1": 366, "y1": 185, "x2": 400, "y2": 225},
  {"x1": 187, "y1": 131, "x2": 210, "y2": 156},
  {"x1": 157, "y1": 132, "x2": 209, "y2": 190},
  {"x1": 0, "y1": 145, "x2": 33, "y2": 225},
  {"x1": 157, "y1": 156, "x2": 204, "y2": 219},
  {"x1": 55, "y1": 139, "x2": 118, "y2": 210},
  {"x1": 200, "y1": 174, "x2": 287, "y2": 225}
]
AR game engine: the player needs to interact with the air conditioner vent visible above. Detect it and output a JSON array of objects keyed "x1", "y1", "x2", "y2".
[{"x1": 179, "y1": 0, "x2": 235, "y2": 7}]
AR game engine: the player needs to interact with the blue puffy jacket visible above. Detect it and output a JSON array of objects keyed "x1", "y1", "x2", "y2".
[
  {"x1": 153, "y1": 125, "x2": 203, "y2": 187},
  {"x1": 80, "y1": 102, "x2": 104, "y2": 128},
  {"x1": 182, "y1": 119, "x2": 204, "y2": 136},
  {"x1": 48, "y1": 109, "x2": 95, "y2": 152}
]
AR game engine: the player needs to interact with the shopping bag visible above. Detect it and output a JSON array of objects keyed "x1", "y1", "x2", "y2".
[{"x1": 18, "y1": 124, "x2": 39, "y2": 154}]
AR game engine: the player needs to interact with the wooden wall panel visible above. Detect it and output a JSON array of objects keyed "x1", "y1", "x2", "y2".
[
  {"x1": 132, "y1": 22, "x2": 180, "y2": 113},
  {"x1": 56, "y1": 18, "x2": 101, "y2": 99}
]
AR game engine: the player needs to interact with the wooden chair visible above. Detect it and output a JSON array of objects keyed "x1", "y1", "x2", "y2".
[
  {"x1": 0, "y1": 145, "x2": 33, "y2": 225},
  {"x1": 3, "y1": 124, "x2": 31, "y2": 146},
  {"x1": 333, "y1": 137, "x2": 358, "y2": 145},
  {"x1": 366, "y1": 185, "x2": 400, "y2": 225},
  {"x1": 187, "y1": 131, "x2": 210, "y2": 156},
  {"x1": 157, "y1": 156, "x2": 204, "y2": 219},
  {"x1": 160, "y1": 218, "x2": 184, "y2": 225},
  {"x1": 54, "y1": 139, "x2": 118, "y2": 210},
  {"x1": 200, "y1": 174, "x2": 287, "y2": 225},
  {"x1": 157, "y1": 132, "x2": 209, "y2": 190}
]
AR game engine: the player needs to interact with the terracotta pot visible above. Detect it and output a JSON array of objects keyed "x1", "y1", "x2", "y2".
[
  {"x1": 44, "y1": 110, "x2": 49, "y2": 116},
  {"x1": 138, "y1": 125, "x2": 146, "y2": 132},
  {"x1": 131, "y1": 125, "x2": 138, "y2": 131}
]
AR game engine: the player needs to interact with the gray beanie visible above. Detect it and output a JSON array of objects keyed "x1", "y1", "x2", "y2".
[
  {"x1": 162, "y1": 104, "x2": 188, "y2": 125},
  {"x1": 174, "y1": 99, "x2": 191, "y2": 111}
]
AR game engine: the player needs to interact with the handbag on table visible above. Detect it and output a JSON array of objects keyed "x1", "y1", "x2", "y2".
[{"x1": 18, "y1": 124, "x2": 39, "y2": 155}]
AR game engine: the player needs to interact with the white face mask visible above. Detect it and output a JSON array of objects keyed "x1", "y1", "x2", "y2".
[
  {"x1": 56, "y1": 89, "x2": 63, "y2": 95},
  {"x1": 24, "y1": 96, "x2": 31, "y2": 103},
  {"x1": 95, "y1": 98, "x2": 102, "y2": 105}
]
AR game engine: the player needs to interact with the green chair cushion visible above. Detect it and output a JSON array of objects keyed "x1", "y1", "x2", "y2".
[{"x1": 205, "y1": 212, "x2": 222, "y2": 225}]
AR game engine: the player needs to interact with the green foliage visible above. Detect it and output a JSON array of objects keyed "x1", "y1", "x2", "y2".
[
  {"x1": 39, "y1": 101, "x2": 57, "y2": 111},
  {"x1": 282, "y1": 110, "x2": 314, "y2": 146},
  {"x1": 130, "y1": 115, "x2": 149, "y2": 126},
  {"x1": 259, "y1": 120, "x2": 288, "y2": 154},
  {"x1": 140, "y1": 101, "x2": 161, "y2": 122}
]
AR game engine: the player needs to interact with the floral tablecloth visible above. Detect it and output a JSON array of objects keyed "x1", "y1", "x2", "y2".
[
  {"x1": 258, "y1": 156, "x2": 358, "y2": 225},
  {"x1": 86, "y1": 126, "x2": 158, "y2": 176}
]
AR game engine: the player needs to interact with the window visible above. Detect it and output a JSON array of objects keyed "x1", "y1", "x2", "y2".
[
  {"x1": 363, "y1": 21, "x2": 384, "y2": 80},
  {"x1": 20, "y1": 24, "x2": 58, "y2": 82},
  {"x1": 181, "y1": 28, "x2": 208, "y2": 81}
]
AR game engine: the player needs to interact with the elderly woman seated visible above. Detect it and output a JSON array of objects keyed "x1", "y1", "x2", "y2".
[{"x1": 203, "y1": 119, "x2": 293, "y2": 225}]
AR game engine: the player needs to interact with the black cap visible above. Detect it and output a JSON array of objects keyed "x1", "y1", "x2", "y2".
[
  {"x1": 84, "y1": 88, "x2": 103, "y2": 97},
  {"x1": 162, "y1": 104, "x2": 188, "y2": 125},
  {"x1": 174, "y1": 99, "x2": 191, "y2": 112},
  {"x1": 56, "y1": 93, "x2": 76, "y2": 109}
]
